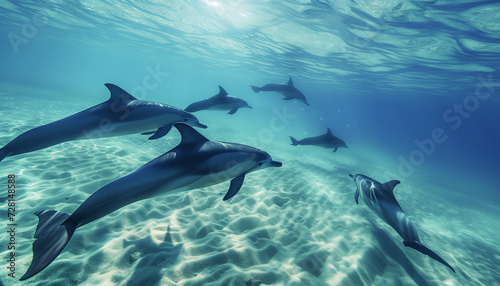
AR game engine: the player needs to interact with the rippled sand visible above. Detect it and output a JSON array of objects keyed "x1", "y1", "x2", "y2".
[{"x1": 0, "y1": 89, "x2": 499, "y2": 286}]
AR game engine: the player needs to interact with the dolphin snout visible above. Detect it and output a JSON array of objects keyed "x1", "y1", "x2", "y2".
[
  {"x1": 197, "y1": 123, "x2": 208, "y2": 129},
  {"x1": 270, "y1": 161, "x2": 282, "y2": 167},
  {"x1": 189, "y1": 122, "x2": 208, "y2": 129}
]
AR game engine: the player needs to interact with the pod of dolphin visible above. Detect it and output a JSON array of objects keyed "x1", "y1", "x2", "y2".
[{"x1": 0, "y1": 78, "x2": 455, "y2": 280}]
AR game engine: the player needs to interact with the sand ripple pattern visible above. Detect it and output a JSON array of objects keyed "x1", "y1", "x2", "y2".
[{"x1": 0, "y1": 89, "x2": 498, "y2": 286}]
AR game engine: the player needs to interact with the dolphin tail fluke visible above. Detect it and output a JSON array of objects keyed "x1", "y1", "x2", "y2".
[
  {"x1": 20, "y1": 210, "x2": 76, "y2": 280},
  {"x1": 289, "y1": 136, "x2": 299, "y2": 146},
  {"x1": 403, "y1": 240, "x2": 455, "y2": 273},
  {"x1": 0, "y1": 149, "x2": 8, "y2": 163},
  {"x1": 251, "y1": 86, "x2": 261, "y2": 93}
]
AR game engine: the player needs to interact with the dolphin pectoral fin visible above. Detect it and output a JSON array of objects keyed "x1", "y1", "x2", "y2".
[
  {"x1": 403, "y1": 240, "x2": 456, "y2": 273},
  {"x1": 148, "y1": 124, "x2": 173, "y2": 140},
  {"x1": 141, "y1": 131, "x2": 156, "y2": 135},
  {"x1": 349, "y1": 174, "x2": 359, "y2": 204},
  {"x1": 223, "y1": 173, "x2": 245, "y2": 201},
  {"x1": 227, "y1": 108, "x2": 238, "y2": 115},
  {"x1": 20, "y1": 210, "x2": 76, "y2": 280},
  {"x1": 333, "y1": 147, "x2": 338, "y2": 152}
]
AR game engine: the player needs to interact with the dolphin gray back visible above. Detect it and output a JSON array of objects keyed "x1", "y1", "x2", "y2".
[{"x1": 351, "y1": 174, "x2": 419, "y2": 241}]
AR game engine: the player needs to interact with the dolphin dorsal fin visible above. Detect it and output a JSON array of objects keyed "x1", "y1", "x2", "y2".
[
  {"x1": 326, "y1": 128, "x2": 332, "y2": 136},
  {"x1": 105, "y1": 83, "x2": 138, "y2": 102},
  {"x1": 217, "y1": 86, "x2": 229, "y2": 97},
  {"x1": 287, "y1": 77, "x2": 294, "y2": 87},
  {"x1": 174, "y1": 123, "x2": 209, "y2": 145},
  {"x1": 383, "y1": 180, "x2": 401, "y2": 192}
]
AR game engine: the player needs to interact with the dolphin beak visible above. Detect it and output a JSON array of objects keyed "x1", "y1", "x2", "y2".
[
  {"x1": 189, "y1": 122, "x2": 208, "y2": 129},
  {"x1": 248, "y1": 106, "x2": 253, "y2": 109},
  {"x1": 270, "y1": 161, "x2": 282, "y2": 167}
]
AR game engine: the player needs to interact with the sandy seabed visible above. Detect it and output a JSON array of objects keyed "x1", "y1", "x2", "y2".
[{"x1": 0, "y1": 88, "x2": 499, "y2": 286}]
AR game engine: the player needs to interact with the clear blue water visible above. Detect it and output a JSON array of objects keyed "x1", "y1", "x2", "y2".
[{"x1": 0, "y1": 1, "x2": 499, "y2": 285}]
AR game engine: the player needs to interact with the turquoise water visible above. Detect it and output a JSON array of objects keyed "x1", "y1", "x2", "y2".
[{"x1": 1, "y1": 1, "x2": 499, "y2": 285}]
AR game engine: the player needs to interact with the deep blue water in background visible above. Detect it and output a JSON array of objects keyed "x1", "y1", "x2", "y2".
[{"x1": 1, "y1": 1, "x2": 499, "y2": 203}]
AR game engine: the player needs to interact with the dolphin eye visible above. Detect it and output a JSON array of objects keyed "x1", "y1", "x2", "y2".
[
  {"x1": 258, "y1": 162, "x2": 263, "y2": 166},
  {"x1": 184, "y1": 119, "x2": 188, "y2": 121}
]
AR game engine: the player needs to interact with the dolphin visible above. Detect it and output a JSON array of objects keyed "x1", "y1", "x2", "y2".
[
  {"x1": 0, "y1": 83, "x2": 206, "y2": 164},
  {"x1": 184, "y1": 86, "x2": 252, "y2": 115},
  {"x1": 251, "y1": 77, "x2": 309, "y2": 106},
  {"x1": 348, "y1": 174, "x2": 455, "y2": 273},
  {"x1": 20, "y1": 123, "x2": 282, "y2": 280},
  {"x1": 289, "y1": 128, "x2": 348, "y2": 152}
]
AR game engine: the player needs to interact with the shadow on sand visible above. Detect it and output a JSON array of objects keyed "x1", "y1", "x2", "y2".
[
  {"x1": 124, "y1": 225, "x2": 182, "y2": 286},
  {"x1": 368, "y1": 219, "x2": 430, "y2": 286}
]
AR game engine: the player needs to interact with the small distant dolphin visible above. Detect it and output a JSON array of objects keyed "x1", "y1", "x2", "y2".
[
  {"x1": 289, "y1": 128, "x2": 348, "y2": 152},
  {"x1": 184, "y1": 86, "x2": 252, "y2": 115},
  {"x1": 251, "y1": 77, "x2": 309, "y2": 106},
  {"x1": 0, "y1": 84, "x2": 206, "y2": 164},
  {"x1": 20, "y1": 123, "x2": 282, "y2": 280},
  {"x1": 349, "y1": 174, "x2": 455, "y2": 273}
]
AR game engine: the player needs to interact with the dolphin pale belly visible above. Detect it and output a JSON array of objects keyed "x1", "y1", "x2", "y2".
[
  {"x1": 251, "y1": 77, "x2": 309, "y2": 106},
  {"x1": 349, "y1": 174, "x2": 455, "y2": 273},
  {"x1": 20, "y1": 123, "x2": 282, "y2": 280},
  {"x1": 185, "y1": 86, "x2": 252, "y2": 115},
  {"x1": 0, "y1": 84, "x2": 206, "y2": 164},
  {"x1": 289, "y1": 128, "x2": 347, "y2": 152}
]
